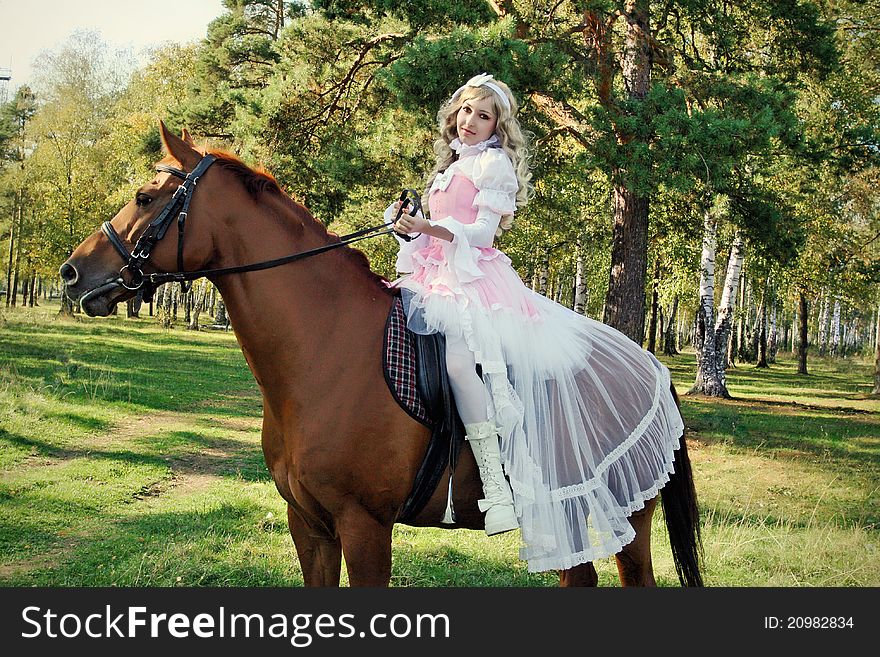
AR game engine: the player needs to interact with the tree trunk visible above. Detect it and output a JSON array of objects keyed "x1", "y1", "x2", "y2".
[
  {"x1": 714, "y1": 232, "x2": 744, "y2": 373},
  {"x1": 663, "y1": 294, "x2": 679, "y2": 356},
  {"x1": 872, "y1": 302, "x2": 879, "y2": 395},
  {"x1": 534, "y1": 258, "x2": 549, "y2": 296},
  {"x1": 817, "y1": 293, "x2": 830, "y2": 355},
  {"x1": 28, "y1": 270, "x2": 37, "y2": 307},
  {"x1": 10, "y1": 265, "x2": 19, "y2": 308},
  {"x1": 4, "y1": 195, "x2": 14, "y2": 308},
  {"x1": 215, "y1": 296, "x2": 228, "y2": 327},
  {"x1": 127, "y1": 290, "x2": 143, "y2": 318},
  {"x1": 188, "y1": 281, "x2": 210, "y2": 330},
  {"x1": 735, "y1": 271, "x2": 746, "y2": 363},
  {"x1": 689, "y1": 210, "x2": 729, "y2": 397},
  {"x1": 748, "y1": 291, "x2": 761, "y2": 362},
  {"x1": 159, "y1": 283, "x2": 175, "y2": 328},
  {"x1": 59, "y1": 289, "x2": 76, "y2": 317},
  {"x1": 830, "y1": 299, "x2": 841, "y2": 357},
  {"x1": 10, "y1": 198, "x2": 23, "y2": 308},
  {"x1": 20, "y1": 269, "x2": 29, "y2": 307},
  {"x1": 604, "y1": 182, "x2": 648, "y2": 345},
  {"x1": 603, "y1": 0, "x2": 650, "y2": 346},
  {"x1": 756, "y1": 287, "x2": 768, "y2": 368},
  {"x1": 740, "y1": 276, "x2": 756, "y2": 362},
  {"x1": 554, "y1": 275, "x2": 565, "y2": 303},
  {"x1": 768, "y1": 299, "x2": 778, "y2": 363},
  {"x1": 798, "y1": 292, "x2": 809, "y2": 374},
  {"x1": 184, "y1": 287, "x2": 192, "y2": 324},
  {"x1": 647, "y1": 261, "x2": 659, "y2": 353},
  {"x1": 574, "y1": 244, "x2": 589, "y2": 316},
  {"x1": 658, "y1": 307, "x2": 665, "y2": 351}
]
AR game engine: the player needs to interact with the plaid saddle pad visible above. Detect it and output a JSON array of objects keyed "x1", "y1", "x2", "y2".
[{"x1": 383, "y1": 296, "x2": 430, "y2": 426}]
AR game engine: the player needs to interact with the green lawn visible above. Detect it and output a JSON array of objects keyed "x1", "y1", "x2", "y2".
[{"x1": 1, "y1": 302, "x2": 877, "y2": 586}]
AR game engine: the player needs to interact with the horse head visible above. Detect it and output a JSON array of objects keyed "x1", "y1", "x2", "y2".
[{"x1": 61, "y1": 123, "x2": 220, "y2": 316}]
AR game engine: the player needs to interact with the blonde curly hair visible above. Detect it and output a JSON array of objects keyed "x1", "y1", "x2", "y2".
[{"x1": 425, "y1": 74, "x2": 533, "y2": 234}]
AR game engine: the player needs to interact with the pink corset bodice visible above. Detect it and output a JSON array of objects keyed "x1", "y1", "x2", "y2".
[{"x1": 429, "y1": 174, "x2": 479, "y2": 225}]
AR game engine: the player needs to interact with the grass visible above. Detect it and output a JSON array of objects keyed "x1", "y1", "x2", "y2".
[{"x1": 1, "y1": 301, "x2": 877, "y2": 587}]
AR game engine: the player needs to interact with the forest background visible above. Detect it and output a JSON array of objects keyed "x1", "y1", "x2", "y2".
[{"x1": 1, "y1": 0, "x2": 878, "y2": 396}]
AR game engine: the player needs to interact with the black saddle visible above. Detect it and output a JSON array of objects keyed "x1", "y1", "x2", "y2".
[{"x1": 382, "y1": 296, "x2": 466, "y2": 523}]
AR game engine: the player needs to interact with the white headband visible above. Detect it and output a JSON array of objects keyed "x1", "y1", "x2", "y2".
[{"x1": 451, "y1": 73, "x2": 511, "y2": 112}]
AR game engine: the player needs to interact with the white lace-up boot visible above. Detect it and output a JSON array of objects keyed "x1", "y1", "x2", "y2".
[{"x1": 465, "y1": 420, "x2": 519, "y2": 535}]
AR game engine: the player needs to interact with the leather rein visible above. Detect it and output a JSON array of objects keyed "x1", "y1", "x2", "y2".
[{"x1": 101, "y1": 154, "x2": 421, "y2": 301}]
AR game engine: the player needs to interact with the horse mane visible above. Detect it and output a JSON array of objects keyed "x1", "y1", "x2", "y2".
[
  {"x1": 207, "y1": 149, "x2": 283, "y2": 199},
  {"x1": 198, "y1": 149, "x2": 392, "y2": 292}
]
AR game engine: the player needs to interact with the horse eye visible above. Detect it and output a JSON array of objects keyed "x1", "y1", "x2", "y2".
[{"x1": 135, "y1": 193, "x2": 153, "y2": 207}]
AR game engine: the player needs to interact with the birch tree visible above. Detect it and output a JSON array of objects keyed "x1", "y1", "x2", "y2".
[
  {"x1": 873, "y1": 304, "x2": 880, "y2": 396},
  {"x1": 768, "y1": 300, "x2": 778, "y2": 363},
  {"x1": 188, "y1": 280, "x2": 212, "y2": 330},
  {"x1": 573, "y1": 241, "x2": 588, "y2": 316},
  {"x1": 830, "y1": 299, "x2": 842, "y2": 357},
  {"x1": 715, "y1": 231, "x2": 745, "y2": 373},
  {"x1": 817, "y1": 293, "x2": 830, "y2": 355},
  {"x1": 690, "y1": 201, "x2": 729, "y2": 397},
  {"x1": 756, "y1": 287, "x2": 769, "y2": 368}
]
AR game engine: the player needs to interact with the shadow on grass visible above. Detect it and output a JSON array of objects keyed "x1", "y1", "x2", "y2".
[
  {"x1": 0, "y1": 431, "x2": 269, "y2": 482},
  {"x1": 1, "y1": 320, "x2": 255, "y2": 415},
  {"x1": 3, "y1": 500, "x2": 567, "y2": 587},
  {"x1": 680, "y1": 399, "x2": 879, "y2": 470},
  {"x1": 1, "y1": 502, "x2": 304, "y2": 587},
  {"x1": 388, "y1": 546, "x2": 557, "y2": 587},
  {"x1": 702, "y1": 503, "x2": 878, "y2": 533},
  {"x1": 47, "y1": 411, "x2": 113, "y2": 433},
  {"x1": 728, "y1": 396, "x2": 875, "y2": 415}
]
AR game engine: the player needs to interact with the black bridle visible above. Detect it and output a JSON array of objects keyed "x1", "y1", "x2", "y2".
[{"x1": 101, "y1": 154, "x2": 421, "y2": 301}]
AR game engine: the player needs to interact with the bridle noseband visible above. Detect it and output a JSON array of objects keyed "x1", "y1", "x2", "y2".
[{"x1": 101, "y1": 153, "x2": 422, "y2": 302}]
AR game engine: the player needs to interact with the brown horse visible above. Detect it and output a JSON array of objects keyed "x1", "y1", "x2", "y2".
[{"x1": 61, "y1": 123, "x2": 702, "y2": 587}]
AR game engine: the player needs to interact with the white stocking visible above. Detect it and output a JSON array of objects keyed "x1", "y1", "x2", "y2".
[{"x1": 445, "y1": 335, "x2": 489, "y2": 425}]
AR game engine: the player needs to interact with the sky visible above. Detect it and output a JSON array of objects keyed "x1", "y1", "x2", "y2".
[{"x1": 0, "y1": 0, "x2": 226, "y2": 95}]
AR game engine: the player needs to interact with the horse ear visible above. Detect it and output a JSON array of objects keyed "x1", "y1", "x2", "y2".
[
  {"x1": 181, "y1": 128, "x2": 196, "y2": 147},
  {"x1": 159, "y1": 121, "x2": 200, "y2": 167}
]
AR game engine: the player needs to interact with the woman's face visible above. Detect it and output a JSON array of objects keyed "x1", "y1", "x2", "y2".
[{"x1": 456, "y1": 95, "x2": 498, "y2": 146}]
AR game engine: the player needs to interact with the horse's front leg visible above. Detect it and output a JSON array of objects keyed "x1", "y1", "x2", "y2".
[
  {"x1": 336, "y1": 505, "x2": 394, "y2": 587},
  {"x1": 287, "y1": 503, "x2": 342, "y2": 587}
]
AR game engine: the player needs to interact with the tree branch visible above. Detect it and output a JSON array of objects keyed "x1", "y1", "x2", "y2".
[{"x1": 529, "y1": 92, "x2": 600, "y2": 150}]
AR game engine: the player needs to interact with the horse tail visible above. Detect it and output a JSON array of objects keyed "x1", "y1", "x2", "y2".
[{"x1": 660, "y1": 382, "x2": 704, "y2": 587}]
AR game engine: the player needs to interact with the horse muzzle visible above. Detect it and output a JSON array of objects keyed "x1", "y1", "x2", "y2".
[{"x1": 61, "y1": 259, "x2": 128, "y2": 317}]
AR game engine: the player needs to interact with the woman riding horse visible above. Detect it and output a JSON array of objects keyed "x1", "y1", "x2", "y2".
[{"x1": 60, "y1": 121, "x2": 702, "y2": 587}]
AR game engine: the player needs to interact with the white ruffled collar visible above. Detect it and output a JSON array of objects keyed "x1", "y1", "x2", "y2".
[{"x1": 450, "y1": 134, "x2": 500, "y2": 158}]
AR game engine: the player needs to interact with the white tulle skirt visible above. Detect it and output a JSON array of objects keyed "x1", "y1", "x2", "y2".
[{"x1": 393, "y1": 248, "x2": 684, "y2": 573}]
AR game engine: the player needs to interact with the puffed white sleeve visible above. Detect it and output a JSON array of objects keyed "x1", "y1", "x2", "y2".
[
  {"x1": 385, "y1": 202, "x2": 429, "y2": 273},
  {"x1": 472, "y1": 148, "x2": 518, "y2": 219}
]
